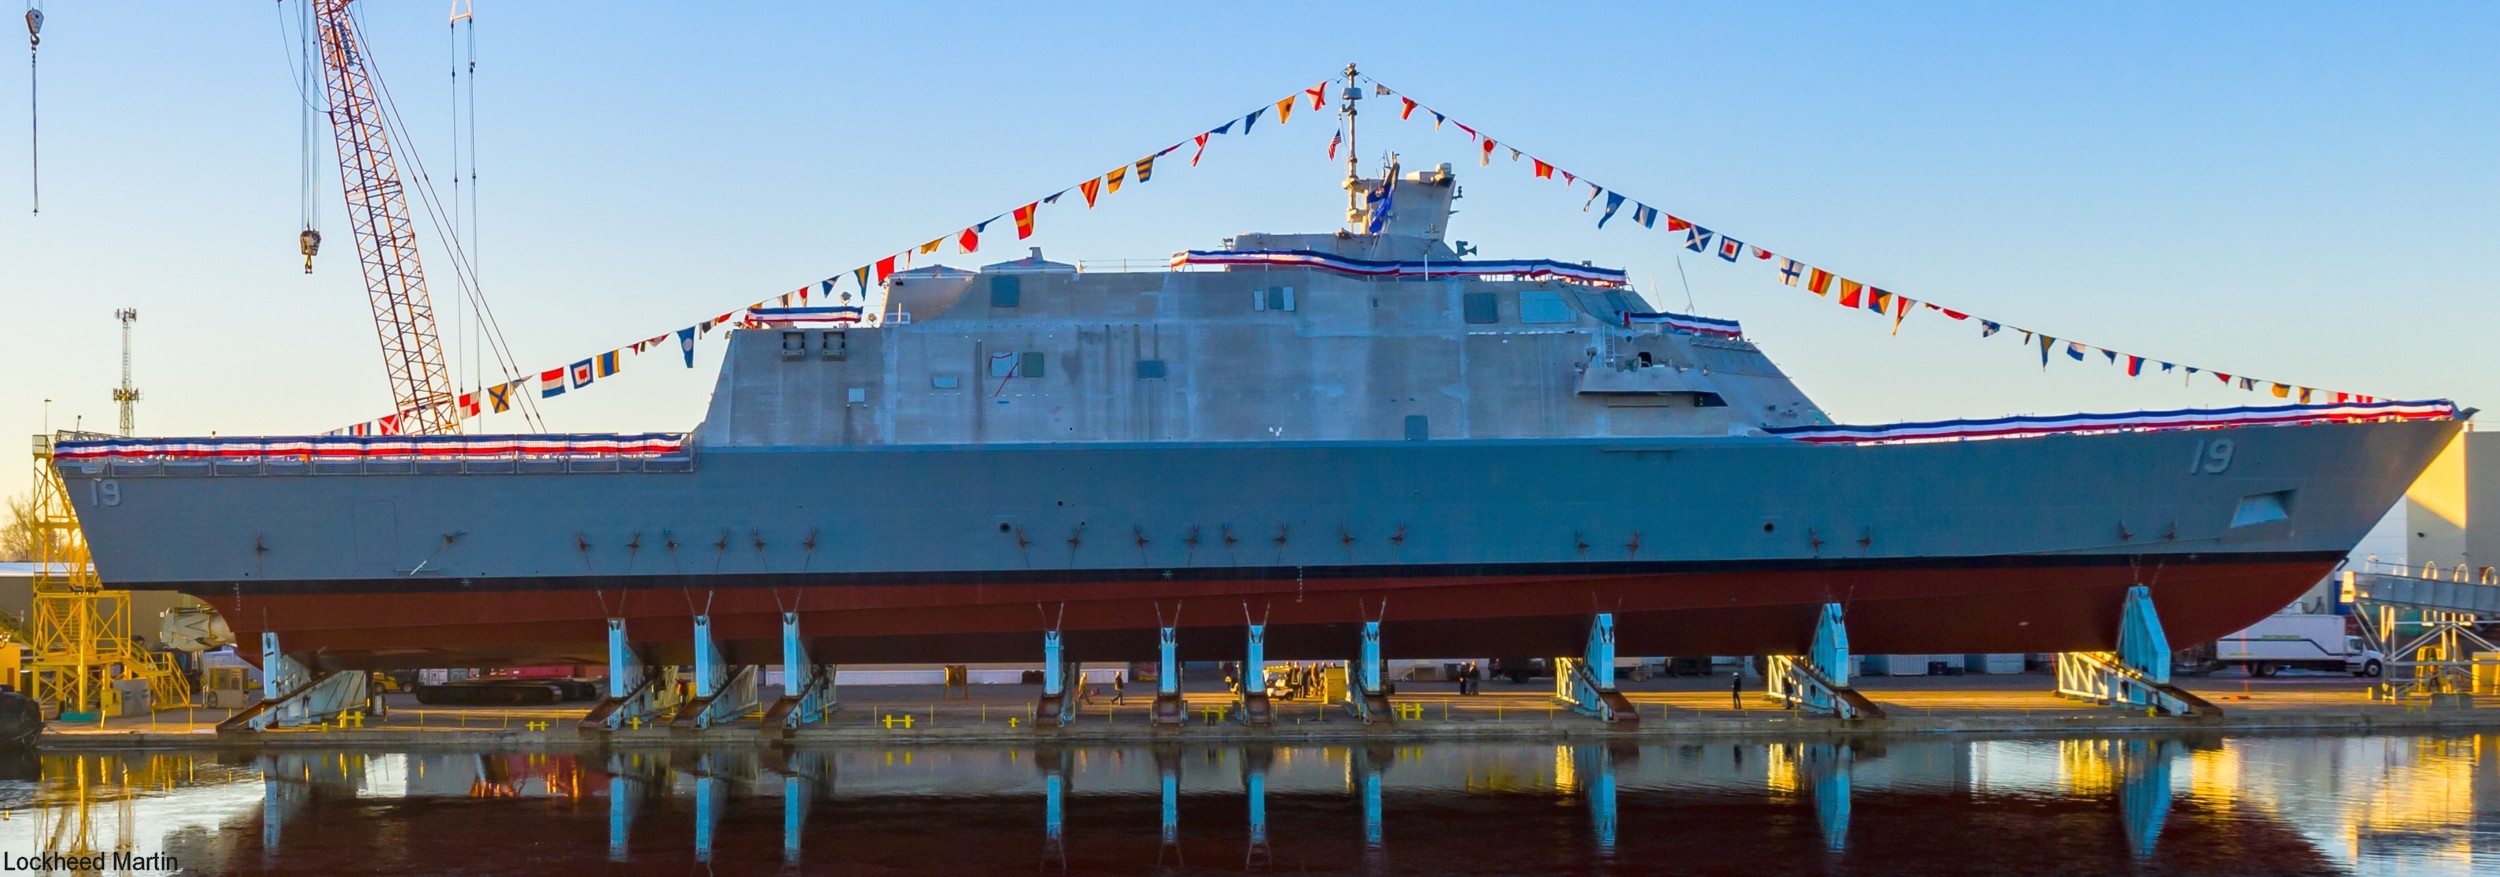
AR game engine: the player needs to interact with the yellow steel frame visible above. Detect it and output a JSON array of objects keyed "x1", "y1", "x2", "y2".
[{"x1": 27, "y1": 435, "x2": 192, "y2": 717}]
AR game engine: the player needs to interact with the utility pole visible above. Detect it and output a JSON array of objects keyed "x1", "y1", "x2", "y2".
[{"x1": 112, "y1": 308, "x2": 138, "y2": 436}]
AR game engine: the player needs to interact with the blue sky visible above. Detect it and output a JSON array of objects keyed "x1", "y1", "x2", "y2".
[{"x1": 2, "y1": 1, "x2": 2494, "y2": 501}]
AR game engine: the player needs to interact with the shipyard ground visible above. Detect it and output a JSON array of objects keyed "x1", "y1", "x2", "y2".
[{"x1": 38, "y1": 672, "x2": 2496, "y2": 751}]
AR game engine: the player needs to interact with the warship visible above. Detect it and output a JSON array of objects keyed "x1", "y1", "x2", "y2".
[{"x1": 52, "y1": 150, "x2": 2463, "y2": 676}]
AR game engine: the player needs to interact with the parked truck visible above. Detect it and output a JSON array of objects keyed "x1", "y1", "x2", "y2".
[{"x1": 2184, "y1": 613, "x2": 2383, "y2": 677}]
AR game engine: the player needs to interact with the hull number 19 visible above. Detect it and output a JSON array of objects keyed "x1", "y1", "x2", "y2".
[{"x1": 2189, "y1": 438, "x2": 2235, "y2": 475}]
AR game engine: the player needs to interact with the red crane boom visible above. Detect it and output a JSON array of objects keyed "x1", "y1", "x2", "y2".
[{"x1": 313, "y1": 0, "x2": 456, "y2": 435}]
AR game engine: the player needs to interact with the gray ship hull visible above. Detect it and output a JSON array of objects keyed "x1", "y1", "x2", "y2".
[{"x1": 58, "y1": 418, "x2": 2458, "y2": 669}]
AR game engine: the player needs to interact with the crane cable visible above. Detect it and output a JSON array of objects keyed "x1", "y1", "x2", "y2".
[
  {"x1": 355, "y1": 16, "x2": 544, "y2": 431},
  {"x1": 462, "y1": 9, "x2": 477, "y2": 395},
  {"x1": 291, "y1": 0, "x2": 320, "y2": 272},
  {"x1": 24, "y1": 0, "x2": 39, "y2": 215},
  {"x1": 449, "y1": 2, "x2": 476, "y2": 405}
]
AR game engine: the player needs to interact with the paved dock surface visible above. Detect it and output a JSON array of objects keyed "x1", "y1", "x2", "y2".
[{"x1": 40, "y1": 671, "x2": 2498, "y2": 749}]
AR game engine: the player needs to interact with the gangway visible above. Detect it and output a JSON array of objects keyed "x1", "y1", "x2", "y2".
[
  {"x1": 2345, "y1": 563, "x2": 2500, "y2": 615},
  {"x1": 2343, "y1": 564, "x2": 2500, "y2": 696}
]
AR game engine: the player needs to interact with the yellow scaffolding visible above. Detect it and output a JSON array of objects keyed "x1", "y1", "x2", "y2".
[{"x1": 27, "y1": 434, "x2": 192, "y2": 719}]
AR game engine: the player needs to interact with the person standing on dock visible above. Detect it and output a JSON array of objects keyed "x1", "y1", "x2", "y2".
[
  {"x1": 1112, "y1": 671, "x2": 1127, "y2": 705},
  {"x1": 1731, "y1": 671, "x2": 1744, "y2": 710}
]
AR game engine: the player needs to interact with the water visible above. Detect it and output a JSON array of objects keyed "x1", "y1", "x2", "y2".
[{"x1": 0, "y1": 733, "x2": 2493, "y2": 875}]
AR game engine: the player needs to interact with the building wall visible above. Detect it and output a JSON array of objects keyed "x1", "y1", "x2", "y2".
[
  {"x1": 2471, "y1": 431, "x2": 2499, "y2": 577},
  {"x1": 2404, "y1": 431, "x2": 2474, "y2": 572}
]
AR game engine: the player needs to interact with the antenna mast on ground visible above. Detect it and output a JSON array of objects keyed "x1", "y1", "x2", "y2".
[{"x1": 111, "y1": 309, "x2": 138, "y2": 436}]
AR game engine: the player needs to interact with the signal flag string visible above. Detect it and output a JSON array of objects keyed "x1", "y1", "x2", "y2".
[
  {"x1": 1358, "y1": 74, "x2": 2405, "y2": 406},
  {"x1": 327, "y1": 76, "x2": 1340, "y2": 436}
]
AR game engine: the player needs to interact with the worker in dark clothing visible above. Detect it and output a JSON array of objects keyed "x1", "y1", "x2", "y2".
[
  {"x1": 1731, "y1": 671, "x2": 1744, "y2": 710},
  {"x1": 1112, "y1": 671, "x2": 1127, "y2": 705}
]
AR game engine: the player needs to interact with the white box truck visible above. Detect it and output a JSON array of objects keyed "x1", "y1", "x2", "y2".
[{"x1": 2197, "y1": 613, "x2": 2383, "y2": 678}]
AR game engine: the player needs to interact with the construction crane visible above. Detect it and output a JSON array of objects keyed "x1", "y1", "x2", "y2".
[{"x1": 310, "y1": 0, "x2": 458, "y2": 435}]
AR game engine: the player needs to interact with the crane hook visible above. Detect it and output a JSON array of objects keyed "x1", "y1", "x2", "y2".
[
  {"x1": 27, "y1": 1, "x2": 41, "y2": 216},
  {"x1": 299, "y1": 228, "x2": 322, "y2": 274}
]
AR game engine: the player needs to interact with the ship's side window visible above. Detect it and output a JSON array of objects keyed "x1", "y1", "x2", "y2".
[
  {"x1": 1020, "y1": 351, "x2": 1047, "y2": 378},
  {"x1": 1463, "y1": 292, "x2": 1500, "y2": 324},
  {"x1": 931, "y1": 374, "x2": 962, "y2": 389},
  {"x1": 1136, "y1": 359, "x2": 1168, "y2": 379},
  {"x1": 991, "y1": 276, "x2": 1022, "y2": 308},
  {"x1": 989, "y1": 354, "x2": 1018, "y2": 377},
  {"x1": 1254, "y1": 286, "x2": 1296, "y2": 312},
  {"x1": 1519, "y1": 291, "x2": 1573, "y2": 324}
]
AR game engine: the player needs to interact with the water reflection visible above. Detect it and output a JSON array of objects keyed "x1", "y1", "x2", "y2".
[{"x1": 0, "y1": 734, "x2": 2492, "y2": 875}]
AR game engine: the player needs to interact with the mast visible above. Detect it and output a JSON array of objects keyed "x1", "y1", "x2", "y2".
[
  {"x1": 1342, "y1": 61, "x2": 1362, "y2": 224},
  {"x1": 112, "y1": 308, "x2": 138, "y2": 436}
]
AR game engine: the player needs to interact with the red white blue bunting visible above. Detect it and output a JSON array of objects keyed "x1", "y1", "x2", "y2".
[
  {"x1": 1172, "y1": 249, "x2": 1627, "y2": 285},
  {"x1": 1620, "y1": 311, "x2": 1742, "y2": 339},
  {"x1": 746, "y1": 306, "x2": 864, "y2": 327},
  {"x1": 1764, "y1": 400, "x2": 2458, "y2": 445},
  {"x1": 54, "y1": 433, "x2": 689, "y2": 463}
]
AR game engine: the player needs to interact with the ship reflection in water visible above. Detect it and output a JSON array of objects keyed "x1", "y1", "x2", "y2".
[{"x1": 2, "y1": 735, "x2": 2495, "y2": 875}]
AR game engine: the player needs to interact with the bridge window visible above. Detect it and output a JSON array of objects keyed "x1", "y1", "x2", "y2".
[
  {"x1": 1520, "y1": 291, "x2": 1573, "y2": 324},
  {"x1": 1463, "y1": 292, "x2": 1500, "y2": 324},
  {"x1": 991, "y1": 276, "x2": 1022, "y2": 308},
  {"x1": 1254, "y1": 286, "x2": 1296, "y2": 312},
  {"x1": 780, "y1": 331, "x2": 807, "y2": 360}
]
